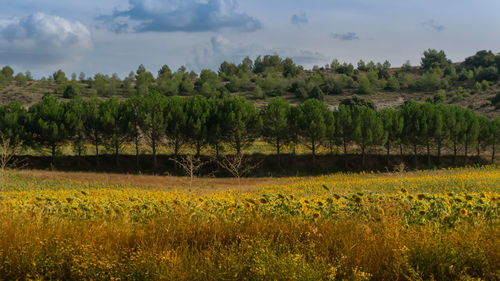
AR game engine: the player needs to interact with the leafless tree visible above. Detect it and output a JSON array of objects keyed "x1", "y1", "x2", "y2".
[
  {"x1": 170, "y1": 154, "x2": 210, "y2": 188},
  {"x1": 0, "y1": 136, "x2": 23, "y2": 172},
  {"x1": 213, "y1": 153, "x2": 261, "y2": 186}
]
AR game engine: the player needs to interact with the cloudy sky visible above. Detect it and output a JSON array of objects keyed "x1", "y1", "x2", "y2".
[{"x1": 0, "y1": 0, "x2": 499, "y2": 78}]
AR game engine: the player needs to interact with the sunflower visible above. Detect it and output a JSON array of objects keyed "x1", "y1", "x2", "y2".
[
  {"x1": 459, "y1": 208, "x2": 468, "y2": 217},
  {"x1": 313, "y1": 212, "x2": 321, "y2": 222}
]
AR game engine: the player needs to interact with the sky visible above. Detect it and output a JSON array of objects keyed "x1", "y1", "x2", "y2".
[{"x1": 0, "y1": 0, "x2": 499, "y2": 78}]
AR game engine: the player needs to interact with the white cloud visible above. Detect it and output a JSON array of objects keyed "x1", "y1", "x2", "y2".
[{"x1": 0, "y1": 13, "x2": 92, "y2": 66}]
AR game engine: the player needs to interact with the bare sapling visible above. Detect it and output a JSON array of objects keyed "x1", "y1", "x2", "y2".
[
  {"x1": 0, "y1": 136, "x2": 23, "y2": 172},
  {"x1": 213, "y1": 153, "x2": 262, "y2": 187},
  {"x1": 170, "y1": 154, "x2": 210, "y2": 189}
]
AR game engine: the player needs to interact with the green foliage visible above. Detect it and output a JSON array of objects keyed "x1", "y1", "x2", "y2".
[
  {"x1": 353, "y1": 106, "x2": 386, "y2": 165},
  {"x1": 261, "y1": 97, "x2": 291, "y2": 157},
  {"x1": 14, "y1": 73, "x2": 28, "y2": 86},
  {"x1": 357, "y1": 76, "x2": 373, "y2": 95},
  {"x1": 464, "y1": 50, "x2": 497, "y2": 69},
  {"x1": 309, "y1": 85, "x2": 325, "y2": 101},
  {"x1": 475, "y1": 66, "x2": 498, "y2": 82},
  {"x1": 184, "y1": 95, "x2": 210, "y2": 155},
  {"x1": 0, "y1": 102, "x2": 28, "y2": 146},
  {"x1": 416, "y1": 70, "x2": 441, "y2": 91},
  {"x1": 252, "y1": 85, "x2": 265, "y2": 100},
  {"x1": 421, "y1": 49, "x2": 450, "y2": 70},
  {"x1": 297, "y1": 99, "x2": 334, "y2": 157},
  {"x1": 217, "y1": 97, "x2": 262, "y2": 154},
  {"x1": 1, "y1": 66, "x2": 14, "y2": 84},
  {"x1": 27, "y1": 94, "x2": 69, "y2": 163},
  {"x1": 135, "y1": 64, "x2": 154, "y2": 95}
]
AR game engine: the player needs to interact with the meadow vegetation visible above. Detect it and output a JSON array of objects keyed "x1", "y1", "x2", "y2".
[{"x1": 0, "y1": 166, "x2": 498, "y2": 280}]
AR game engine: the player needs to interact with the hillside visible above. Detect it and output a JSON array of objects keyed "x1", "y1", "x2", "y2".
[{"x1": 0, "y1": 49, "x2": 499, "y2": 118}]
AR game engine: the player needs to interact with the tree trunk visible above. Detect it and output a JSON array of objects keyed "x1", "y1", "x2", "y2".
[
  {"x1": 236, "y1": 139, "x2": 241, "y2": 156},
  {"x1": 276, "y1": 137, "x2": 281, "y2": 168},
  {"x1": 95, "y1": 141, "x2": 100, "y2": 168},
  {"x1": 343, "y1": 137, "x2": 348, "y2": 169},
  {"x1": 343, "y1": 137, "x2": 347, "y2": 155},
  {"x1": 135, "y1": 134, "x2": 139, "y2": 169},
  {"x1": 115, "y1": 142, "x2": 119, "y2": 168},
  {"x1": 361, "y1": 143, "x2": 366, "y2": 167},
  {"x1": 477, "y1": 140, "x2": 481, "y2": 158},
  {"x1": 426, "y1": 141, "x2": 431, "y2": 166},
  {"x1": 311, "y1": 138, "x2": 316, "y2": 162},
  {"x1": 152, "y1": 138, "x2": 157, "y2": 171},
  {"x1": 174, "y1": 138, "x2": 179, "y2": 157},
  {"x1": 453, "y1": 141, "x2": 457, "y2": 165},
  {"x1": 437, "y1": 140, "x2": 442, "y2": 165},
  {"x1": 77, "y1": 149, "x2": 81, "y2": 168},
  {"x1": 413, "y1": 144, "x2": 418, "y2": 168},
  {"x1": 465, "y1": 140, "x2": 468, "y2": 158},
  {"x1": 51, "y1": 143, "x2": 56, "y2": 168},
  {"x1": 400, "y1": 144, "x2": 403, "y2": 158},
  {"x1": 196, "y1": 140, "x2": 201, "y2": 157},
  {"x1": 386, "y1": 140, "x2": 391, "y2": 165}
]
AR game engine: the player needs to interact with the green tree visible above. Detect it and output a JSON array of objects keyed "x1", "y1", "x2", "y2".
[
  {"x1": 421, "y1": 49, "x2": 449, "y2": 70},
  {"x1": 83, "y1": 97, "x2": 104, "y2": 168},
  {"x1": 357, "y1": 76, "x2": 373, "y2": 94},
  {"x1": 261, "y1": 97, "x2": 291, "y2": 164},
  {"x1": 28, "y1": 95, "x2": 69, "y2": 166},
  {"x1": 433, "y1": 104, "x2": 450, "y2": 164},
  {"x1": 101, "y1": 97, "x2": 128, "y2": 167},
  {"x1": 401, "y1": 102, "x2": 426, "y2": 167},
  {"x1": 135, "y1": 64, "x2": 154, "y2": 95},
  {"x1": 1, "y1": 66, "x2": 14, "y2": 84},
  {"x1": 165, "y1": 96, "x2": 186, "y2": 156},
  {"x1": 334, "y1": 105, "x2": 358, "y2": 156},
  {"x1": 476, "y1": 115, "x2": 493, "y2": 158},
  {"x1": 184, "y1": 95, "x2": 210, "y2": 156},
  {"x1": 447, "y1": 106, "x2": 466, "y2": 164},
  {"x1": 463, "y1": 110, "x2": 479, "y2": 158},
  {"x1": 139, "y1": 91, "x2": 168, "y2": 170},
  {"x1": 297, "y1": 99, "x2": 333, "y2": 159},
  {"x1": 353, "y1": 106, "x2": 386, "y2": 167},
  {"x1": 379, "y1": 108, "x2": 404, "y2": 163},
  {"x1": 65, "y1": 97, "x2": 86, "y2": 166},
  {"x1": 15, "y1": 73, "x2": 28, "y2": 86},
  {"x1": 219, "y1": 97, "x2": 262, "y2": 155},
  {"x1": 124, "y1": 94, "x2": 144, "y2": 168},
  {"x1": 0, "y1": 102, "x2": 28, "y2": 147}
]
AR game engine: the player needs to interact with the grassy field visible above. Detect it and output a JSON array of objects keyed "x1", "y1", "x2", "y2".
[{"x1": 0, "y1": 166, "x2": 499, "y2": 280}]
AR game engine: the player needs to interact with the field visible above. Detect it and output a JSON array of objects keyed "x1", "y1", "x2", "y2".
[{"x1": 0, "y1": 166, "x2": 499, "y2": 280}]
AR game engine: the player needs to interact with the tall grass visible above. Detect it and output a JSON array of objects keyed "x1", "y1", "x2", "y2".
[{"x1": 0, "y1": 210, "x2": 498, "y2": 280}]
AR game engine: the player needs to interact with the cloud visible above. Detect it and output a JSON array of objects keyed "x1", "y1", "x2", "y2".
[
  {"x1": 188, "y1": 35, "x2": 326, "y2": 71},
  {"x1": 99, "y1": 0, "x2": 262, "y2": 33},
  {"x1": 291, "y1": 13, "x2": 308, "y2": 26},
  {"x1": 422, "y1": 20, "x2": 444, "y2": 32},
  {"x1": 0, "y1": 13, "x2": 92, "y2": 66},
  {"x1": 330, "y1": 32, "x2": 359, "y2": 41}
]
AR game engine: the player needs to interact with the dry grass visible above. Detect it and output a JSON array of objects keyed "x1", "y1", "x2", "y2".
[
  {"x1": 0, "y1": 211, "x2": 498, "y2": 280},
  {"x1": 16, "y1": 169, "x2": 286, "y2": 193}
]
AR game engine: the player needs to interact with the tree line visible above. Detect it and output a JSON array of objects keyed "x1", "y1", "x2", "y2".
[{"x1": 0, "y1": 93, "x2": 498, "y2": 171}]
